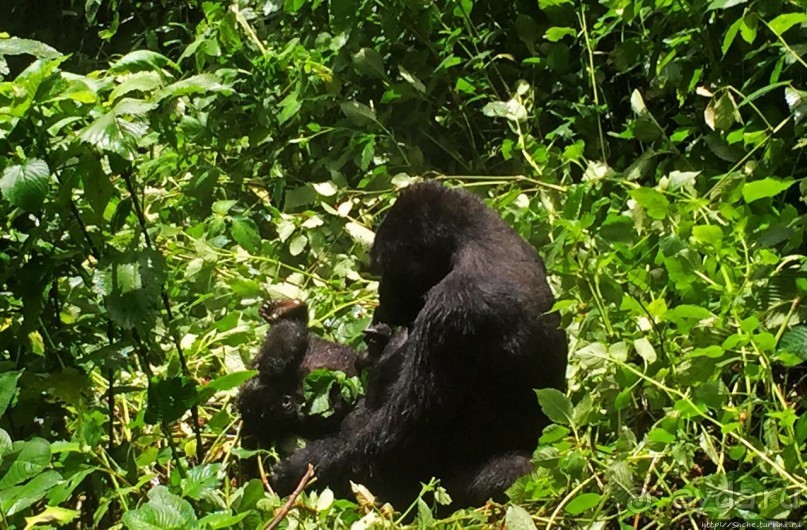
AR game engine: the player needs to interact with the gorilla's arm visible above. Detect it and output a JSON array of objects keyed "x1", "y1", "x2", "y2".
[{"x1": 271, "y1": 288, "x2": 490, "y2": 495}]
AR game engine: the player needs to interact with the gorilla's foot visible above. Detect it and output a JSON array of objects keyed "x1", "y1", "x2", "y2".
[{"x1": 260, "y1": 298, "x2": 308, "y2": 324}]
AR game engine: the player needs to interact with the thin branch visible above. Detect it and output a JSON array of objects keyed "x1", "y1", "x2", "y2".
[
  {"x1": 121, "y1": 167, "x2": 205, "y2": 460},
  {"x1": 264, "y1": 464, "x2": 315, "y2": 530}
]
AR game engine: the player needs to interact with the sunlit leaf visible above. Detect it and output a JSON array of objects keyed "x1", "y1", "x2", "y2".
[
  {"x1": 0, "y1": 438, "x2": 52, "y2": 489},
  {"x1": 629, "y1": 188, "x2": 669, "y2": 219},
  {"x1": 109, "y1": 50, "x2": 177, "y2": 73},
  {"x1": 3, "y1": 470, "x2": 62, "y2": 517},
  {"x1": 741, "y1": 177, "x2": 794, "y2": 202},
  {"x1": 634, "y1": 337, "x2": 657, "y2": 364},
  {"x1": 231, "y1": 217, "x2": 261, "y2": 253},
  {"x1": 544, "y1": 27, "x2": 576, "y2": 42},
  {"x1": 181, "y1": 464, "x2": 222, "y2": 500},
  {"x1": 154, "y1": 74, "x2": 229, "y2": 101},
  {"x1": 0, "y1": 158, "x2": 50, "y2": 211},
  {"x1": 122, "y1": 486, "x2": 199, "y2": 530},
  {"x1": 345, "y1": 221, "x2": 375, "y2": 248},
  {"x1": 768, "y1": 13, "x2": 807, "y2": 35},
  {"x1": 536, "y1": 388, "x2": 572, "y2": 425},
  {"x1": 0, "y1": 37, "x2": 61, "y2": 58}
]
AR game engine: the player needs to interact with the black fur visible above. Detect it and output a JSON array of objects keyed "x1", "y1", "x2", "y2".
[
  {"x1": 271, "y1": 181, "x2": 568, "y2": 508},
  {"x1": 237, "y1": 299, "x2": 365, "y2": 444}
]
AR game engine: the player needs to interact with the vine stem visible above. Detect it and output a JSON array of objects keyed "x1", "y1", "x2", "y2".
[{"x1": 121, "y1": 167, "x2": 205, "y2": 461}]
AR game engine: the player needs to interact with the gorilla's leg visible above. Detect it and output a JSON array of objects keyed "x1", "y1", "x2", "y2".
[{"x1": 442, "y1": 452, "x2": 533, "y2": 507}]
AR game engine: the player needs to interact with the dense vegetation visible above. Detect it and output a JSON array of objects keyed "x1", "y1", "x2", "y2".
[{"x1": 1, "y1": 0, "x2": 806, "y2": 528}]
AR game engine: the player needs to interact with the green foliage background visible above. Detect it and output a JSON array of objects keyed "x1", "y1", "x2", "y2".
[{"x1": 1, "y1": 0, "x2": 807, "y2": 528}]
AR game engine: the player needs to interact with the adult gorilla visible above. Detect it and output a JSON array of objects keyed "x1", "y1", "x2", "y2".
[{"x1": 271, "y1": 181, "x2": 568, "y2": 507}]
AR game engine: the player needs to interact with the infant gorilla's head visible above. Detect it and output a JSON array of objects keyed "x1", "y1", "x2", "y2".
[{"x1": 237, "y1": 299, "x2": 313, "y2": 443}]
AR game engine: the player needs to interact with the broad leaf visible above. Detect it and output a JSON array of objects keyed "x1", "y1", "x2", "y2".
[
  {"x1": 742, "y1": 177, "x2": 793, "y2": 203},
  {"x1": 504, "y1": 504, "x2": 535, "y2": 530},
  {"x1": 0, "y1": 370, "x2": 22, "y2": 418},
  {"x1": 145, "y1": 376, "x2": 199, "y2": 425},
  {"x1": 0, "y1": 159, "x2": 50, "y2": 211},
  {"x1": 109, "y1": 50, "x2": 176, "y2": 73},
  {"x1": 536, "y1": 388, "x2": 573, "y2": 425},
  {"x1": 122, "y1": 486, "x2": 199, "y2": 530},
  {"x1": 0, "y1": 438, "x2": 52, "y2": 489},
  {"x1": 0, "y1": 38, "x2": 61, "y2": 59}
]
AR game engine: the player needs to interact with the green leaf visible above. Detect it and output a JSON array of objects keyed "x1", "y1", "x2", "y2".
[
  {"x1": 704, "y1": 92, "x2": 741, "y2": 130},
  {"x1": 197, "y1": 371, "x2": 257, "y2": 404},
  {"x1": 629, "y1": 188, "x2": 669, "y2": 219},
  {"x1": 664, "y1": 305, "x2": 714, "y2": 332},
  {"x1": 284, "y1": 0, "x2": 307, "y2": 13},
  {"x1": 181, "y1": 464, "x2": 222, "y2": 500},
  {"x1": 768, "y1": 13, "x2": 807, "y2": 35},
  {"x1": 0, "y1": 429, "x2": 11, "y2": 462},
  {"x1": 2, "y1": 470, "x2": 62, "y2": 517},
  {"x1": 722, "y1": 17, "x2": 742, "y2": 55},
  {"x1": 109, "y1": 71, "x2": 164, "y2": 102},
  {"x1": 277, "y1": 92, "x2": 301, "y2": 125},
  {"x1": 114, "y1": 98, "x2": 158, "y2": 116},
  {"x1": 0, "y1": 371, "x2": 22, "y2": 418},
  {"x1": 417, "y1": 498, "x2": 434, "y2": 526},
  {"x1": 21, "y1": 506, "x2": 78, "y2": 528},
  {"x1": 154, "y1": 74, "x2": 229, "y2": 101},
  {"x1": 122, "y1": 485, "x2": 199, "y2": 530},
  {"x1": 145, "y1": 376, "x2": 199, "y2": 425},
  {"x1": 212, "y1": 200, "x2": 237, "y2": 215},
  {"x1": 564, "y1": 492, "x2": 601, "y2": 515},
  {"x1": 777, "y1": 326, "x2": 807, "y2": 366},
  {"x1": 231, "y1": 217, "x2": 261, "y2": 253},
  {"x1": 708, "y1": 0, "x2": 747, "y2": 9},
  {"x1": 741, "y1": 177, "x2": 794, "y2": 203},
  {"x1": 352, "y1": 48, "x2": 386, "y2": 79},
  {"x1": 0, "y1": 159, "x2": 50, "y2": 211},
  {"x1": 93, "y1": 249, "x2": 165, "y2": 331},
  {"x1": 0, "y1": 37, "x2": 61, "y2": 58},
  {"x1": 536, "y1": 388, "x2": 573, "y2": 425},
  {"x1": 289, "y1": 234, "x2": 308, "y2": 256},
  {"x1": 399, "y1": 66, "x2": 425, "y2": 93},
  {"x1": 482, "y1": 100, "x2": 528, "y2": 122},
  {"x1": 197, "y1": 512, "x2": 250, "y2": 529},
  {"x1": 109, "y1": 50, "x2": 176, "y2": 73},
  {"x1": 505, "y1": 505, "x2": 537, "y2": 530},
  {"x1": 647, "y1": 428, "x2": 676, "y2": 444},
  {"x1": 691, "y1": 224, "x2": 723, "y2": 248},
  {"x1": 284, "y1": 185, "x2": 316, "y2": 209},
  {"x1": 0, "y1": 438, "x2": 52, "y2": 489},
  {"x1": 599, "y1": 215, "x2": 634, "y2": 244},
  {"x1": 538, "y1": 0, "x2": 572, "y2": 9},
  {"x1": 79, "y1": 111, "x2": 147, "y2": 159},
  {"x1": 694, "y1": 380, "x2": 726, "y2": 410},
  {"x1": 740, "y1": 14, "x2": 758, "y2": 44},
  {"x1": 544, "y1": 27, "x2": 576, "y2": 42}
]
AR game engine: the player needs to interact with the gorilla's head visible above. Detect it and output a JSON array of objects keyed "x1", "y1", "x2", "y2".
[{"x1": 369, "y1": 181, "x2": 490, "y2": 325}]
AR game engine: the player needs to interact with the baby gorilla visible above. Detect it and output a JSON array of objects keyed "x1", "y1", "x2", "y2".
[{"x1": 237, "y1": 298, "x2": 372, "y2": 445}]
